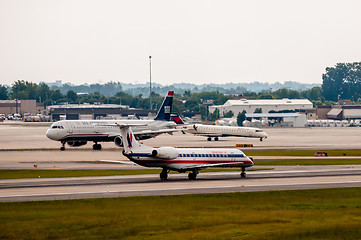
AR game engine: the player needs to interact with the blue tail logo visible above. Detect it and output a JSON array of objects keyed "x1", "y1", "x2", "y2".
[{"x1": 154, "y1": 91, "x2": 174, "y2": 121}]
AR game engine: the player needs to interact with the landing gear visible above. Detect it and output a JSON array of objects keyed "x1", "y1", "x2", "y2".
[
  {"x1": 188, "y1": 170, "x2": 198, "y2": 180},
  {"x1": 60, "y1": 141, "x2": 65, "y2": 151},
  {"x1": 260, "y1": 138, "x2": 263, "y2": 142},
  {"x1": 160, "y1": 168, "x2": 168, "y2": 180},
  {"x1": 93, "y1": 143, "x2": 102, "y2": 150},
  {"x1": 214, "y1": 137, "x2": 219, "y2": 141},
  {"x1": 207, "y1": 137, "x2": 212, "y2": 141},
  {"x1": 241, "y1": 167, "x2": 246, "y2": 178}
]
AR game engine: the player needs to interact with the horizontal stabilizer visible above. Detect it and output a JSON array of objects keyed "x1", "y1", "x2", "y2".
[{"x1": 99, "y1": 160, "x2": 137, "y2": 165}]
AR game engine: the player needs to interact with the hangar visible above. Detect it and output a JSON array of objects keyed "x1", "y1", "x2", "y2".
[
  {"x1": 45, "y1": 103, "x2": 156, "y2": 121},
  {"x1": 209, "y1": 98, "x2": 313, "y2": 117},
  {"x1": 0, "y1": 100, "x2": 43, "y2": 115}
]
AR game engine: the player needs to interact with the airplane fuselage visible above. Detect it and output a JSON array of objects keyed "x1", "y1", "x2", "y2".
[
  {"x1": 182, "y1": 124, "x2": 268, "y2": 140},
  {"x1": 46, "y1": 119, "x2": 175, "y2": 142},
  {"x1": 125, "y1": 147, "x2": 253, "y2": 172}
]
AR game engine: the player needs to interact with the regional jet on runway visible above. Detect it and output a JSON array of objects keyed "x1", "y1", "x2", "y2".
[
  {"x1": 46, "y1": 91, "x2": 177, "y2": 151},
  {"x1": 178, "y1": 123, "x2": 268, "y2": 142},
  {"x1": 113, "y1": 123, "x2": 254, "y2": 180}
]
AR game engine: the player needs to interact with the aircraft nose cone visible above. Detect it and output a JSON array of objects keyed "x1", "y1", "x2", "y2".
[{"x1": 46, "y1": 129, "x2": 57, "y2": 140}]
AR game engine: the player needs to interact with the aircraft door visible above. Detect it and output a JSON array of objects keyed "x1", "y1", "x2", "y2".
[{"x1": 192, "y1": 152, "x2": 196, "y2": 160}]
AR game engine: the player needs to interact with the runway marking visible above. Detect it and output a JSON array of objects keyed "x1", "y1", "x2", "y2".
[{"x1": 2, "y1": 180, "x2": 361, "y2": 199}]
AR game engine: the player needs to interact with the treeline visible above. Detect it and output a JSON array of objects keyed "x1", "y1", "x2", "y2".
[{"x1": 1, "y1": 62, "x2": 361, "y2": 117}]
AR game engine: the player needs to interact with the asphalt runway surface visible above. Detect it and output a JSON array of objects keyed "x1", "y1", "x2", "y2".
[
  {"x1": 1, "y1": 123, "x2": 361, "y2": 201},
  {"x1": 1, "y1": 165, "x2": 361, "y2": 202},
  {"x1": 2, "y1": 123, "x2": 361, "y2": 150}
]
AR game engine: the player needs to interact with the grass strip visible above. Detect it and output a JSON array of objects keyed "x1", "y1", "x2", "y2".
[
  {"x1": 244, "y1": 149, "x2": 361, "y2": 156},
  {"x1": 0, "y1": 168, "x2": 274, "y2": 180},
  {"x1": 1, "y1": 187, "x2": 361, "y2": 239},
  {"x1": 254, "y1": 159, "x2": 361, "y2": 166}
]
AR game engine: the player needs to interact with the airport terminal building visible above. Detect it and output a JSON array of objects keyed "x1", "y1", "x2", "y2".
[
  {"x1": 46, "y1": 103, "x2": 156, "y2": 121},
  {"x1": 209, "y1": 98, "x2": 313, "y2": 116},
  {"x1": 0, "y1": 100, "x2": 43, "y2": 115}
]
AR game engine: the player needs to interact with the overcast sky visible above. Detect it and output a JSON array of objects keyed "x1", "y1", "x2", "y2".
[{"x1": 1, "y1": 0, "x2": 361, "y2": 86}]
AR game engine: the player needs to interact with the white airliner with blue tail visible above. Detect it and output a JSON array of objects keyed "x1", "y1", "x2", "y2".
[{"x1": 46, "y1": 91, "x2": 177, "y2": 151}]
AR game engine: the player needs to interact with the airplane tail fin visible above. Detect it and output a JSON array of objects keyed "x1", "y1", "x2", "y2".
[
  {"x1": 171, "y1": 113, "x2": 184, "y2": 124},
  {"x1": 154, "y1": 91, "x2": 174, "y2": 121},
  {"x1": 117, "y1": 124, "x2": 151, "y2": 154}
]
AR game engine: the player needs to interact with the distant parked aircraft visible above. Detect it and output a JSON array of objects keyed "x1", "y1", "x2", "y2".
[{"x1": 178, "y1": 123, "x2": 268, "y2": 142}]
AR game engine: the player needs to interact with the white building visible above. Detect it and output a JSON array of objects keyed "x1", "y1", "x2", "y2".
[{"x1": 209, "y1": 98, "x2": 313, "y2": 116}]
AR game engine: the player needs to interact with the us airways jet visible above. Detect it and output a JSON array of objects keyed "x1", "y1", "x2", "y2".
[
  {"x1": 116, "y1": 124, "x2": 254, "y2": 180},
  {"x1": 46, "y1": 91, "x2": 177, "y2": 151}
]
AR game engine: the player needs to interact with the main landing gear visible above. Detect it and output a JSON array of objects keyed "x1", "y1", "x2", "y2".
[
  {"x1": 188, "y1": 170, "x2": 198, "y2": 180},
  {"x1": 207, "y1": 137, "x2": 219, "y2": 141},
  {"x1": 160, "y1": 168, "x2": 169, "y2": 180},
  {"x1": 93, "y1": 143, "x2": 102, "y2": 150},
  {"x1": 241, "y1": 167, "x2": 246, "y2": 178},
  {"x1": 60, "y1": 141, "x2": 65, "y2": 151}
]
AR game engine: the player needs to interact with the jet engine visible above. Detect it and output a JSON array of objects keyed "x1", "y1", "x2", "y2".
[
  {"x1": 67, "y1": 141, "x2": 87, "y2": 147},
  {"x1": 152, "y1": 147, "x2": 179, "y2": 159},
  {"x1": 114, "y1": 136, "x2": 123, "y2": 147}
]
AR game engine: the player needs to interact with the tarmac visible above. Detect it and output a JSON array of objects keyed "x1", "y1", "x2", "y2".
[{"x1": 1, "y1": 123, "x2": 361, "y2": 201}]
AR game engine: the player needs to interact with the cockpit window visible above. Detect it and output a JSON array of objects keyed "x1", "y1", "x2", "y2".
[
  {"x1": 52, "y1": 126, "x2": 64, "y2": 129},
  {"x1": 255, "y1": 130, "x2": 263, "y2": 132}
]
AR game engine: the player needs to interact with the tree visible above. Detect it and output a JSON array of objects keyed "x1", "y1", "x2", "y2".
[
  {"x1": 208, "y1": 109, "x2": 220, "y2": 121},
  {"x1": 305, "y1": 87, "x2": 323, "y2": 101},
  {"x1": 237, "y1": 110, "x2": 247, "y2": 126},
  {"x1": 322, "y1": 62, "x2": 361, "y2": 101},
  {"x1": 223, "y1": 110, "x2": 234, "y2": 118},
  {"x1": 254, "y1": 108, "x2": 262, "y2": 113},
  {"x1": 0, "y1": 85, "x2": 8, "y2": 100},
  {"x1": 66, "y1": 90, "x2": 78, "y2": 103}
]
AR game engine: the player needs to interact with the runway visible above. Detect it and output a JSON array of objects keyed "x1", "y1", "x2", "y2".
[
  {"x1": 1, "y1": 124, "x2": 361, "y2": 202},
  {"x1": 1, "y1": 165, "x2": 361, "y2": 202}
]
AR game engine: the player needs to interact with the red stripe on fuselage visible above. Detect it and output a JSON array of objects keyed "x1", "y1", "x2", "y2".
[{"x1": 130, "y1": 159, "x2": 253, "y2": 165}]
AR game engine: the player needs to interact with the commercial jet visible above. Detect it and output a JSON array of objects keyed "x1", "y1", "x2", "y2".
[
  {"x1": 112, "y1": 123, "x2": 254, "y2": 180},
  {"x1": 175, "y1": 119, "x2": 268, "y2": 141},
  {"x1": 46, "y1": 91, "x2": 177, "y2": 151}
]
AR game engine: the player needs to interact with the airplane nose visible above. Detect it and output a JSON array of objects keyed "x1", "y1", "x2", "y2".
[{"x1": 46, "y1": 129, "x2": 57, "y2": 140}]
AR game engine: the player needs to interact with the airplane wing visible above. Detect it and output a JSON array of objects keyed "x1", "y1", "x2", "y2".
[
  {"x1": 107, "y1": 128, "x2": 179, "y2": 138},
  {"x1": 99, "y1": 160, "x2": 137, "y2": 165},
  {"x1": 133, "y1": 128, "x2": 180, "y2": 138}
]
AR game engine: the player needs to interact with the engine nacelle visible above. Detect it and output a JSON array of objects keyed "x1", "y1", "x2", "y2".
[
  {"x1": 114, "y1": 136, "x2": 123, "y2": 147},
  {"x1": 152, "y1": 147, "x2": 179, "y2": 159},
  {"x1": 67, "y1": 141, "x2": 87, "y2": 147}
]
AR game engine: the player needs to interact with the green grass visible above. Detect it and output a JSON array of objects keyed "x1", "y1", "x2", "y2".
[
  {"x1": 1, "y1": 188, "x2": 361, "y2": 239},
  {"x1": 254, "y1": 159, "x2": 361, "y2": 166},
  {"x1": 244, "y1": 149, "x2": 361, "y2": 156},
  {"x1": 0, "y1": 168, "x2": 274, "y2": 180}
]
